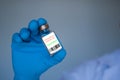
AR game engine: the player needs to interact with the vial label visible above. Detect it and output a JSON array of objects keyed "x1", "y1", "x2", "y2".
[{"x1": 42, "y1": 32, "x2": 62, "y2": 55}]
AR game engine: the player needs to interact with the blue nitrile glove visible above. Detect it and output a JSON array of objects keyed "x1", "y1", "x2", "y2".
[{"x1": 11, "y1": 18, "x2": 66, "y2": 80}]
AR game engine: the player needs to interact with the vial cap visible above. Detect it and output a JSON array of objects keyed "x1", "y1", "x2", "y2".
[{"x1": 39, "y1": 24, "x2": 49, "y2": 31}]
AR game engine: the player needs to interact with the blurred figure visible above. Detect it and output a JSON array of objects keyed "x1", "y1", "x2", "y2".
[{"x1": 61, "y1": 49, "x2": 120, "y2": 80}]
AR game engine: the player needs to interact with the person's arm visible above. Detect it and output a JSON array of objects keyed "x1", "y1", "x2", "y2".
[{"x1": 11, "y1": 18, "x2": 66, "y2": 80}]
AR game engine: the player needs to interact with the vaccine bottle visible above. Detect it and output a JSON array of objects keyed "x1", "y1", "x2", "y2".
[{"x1": 39, "y1": 24, "x2": 62, "y2": 55}]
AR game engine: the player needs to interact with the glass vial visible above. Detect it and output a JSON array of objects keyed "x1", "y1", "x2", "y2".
[{"x1": 40, "y1": 24, "x2": 62, "y2": 55}]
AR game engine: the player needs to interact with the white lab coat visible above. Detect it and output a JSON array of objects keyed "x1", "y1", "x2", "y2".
[{"x1": 61, "y1": 49, "x2": 120, "y2": 80}]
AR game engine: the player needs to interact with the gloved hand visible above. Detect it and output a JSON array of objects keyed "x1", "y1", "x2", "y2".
[{"x1": 11, "y1": 18, "x2": 66, "y2": 80}]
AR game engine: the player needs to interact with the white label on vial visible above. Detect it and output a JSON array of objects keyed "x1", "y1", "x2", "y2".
[{"x1": 42, "y1": 32, "x2": 62, "y2": 55}]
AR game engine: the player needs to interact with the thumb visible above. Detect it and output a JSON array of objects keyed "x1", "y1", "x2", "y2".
[{"x1": 47, "y1": 49, "x2": 66, "y2": 66}]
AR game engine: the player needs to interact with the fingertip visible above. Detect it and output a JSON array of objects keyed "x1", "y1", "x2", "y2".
[
  {"x1": 20, "y1": 28, "x2": 30, "y2": 41},
  {"x1": 38, "y1": 18, "x2": 47, "y2": 26},
  {"x1": 28, "y1": 20, "x2": 39, "y2": 35},
  {"x1": 12, "y1": 33, "x2": 22, "y2": 43},
  {"x1": 53, "y1": 49, "x2": 66, "y2": 62}
]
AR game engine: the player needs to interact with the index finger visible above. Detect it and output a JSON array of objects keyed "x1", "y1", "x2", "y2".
[{"x1": 28, "y1": 18, "x2": 47, "y2": 36}]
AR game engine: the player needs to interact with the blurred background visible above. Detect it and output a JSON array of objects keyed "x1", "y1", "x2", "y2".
[{"x1": 0, "y1": 0, "x2": 120, "y2": 80}]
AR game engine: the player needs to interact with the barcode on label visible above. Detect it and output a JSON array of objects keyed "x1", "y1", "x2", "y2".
[{"x1": 49, "y1": 44, "x2": 60, "y2": 52}]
